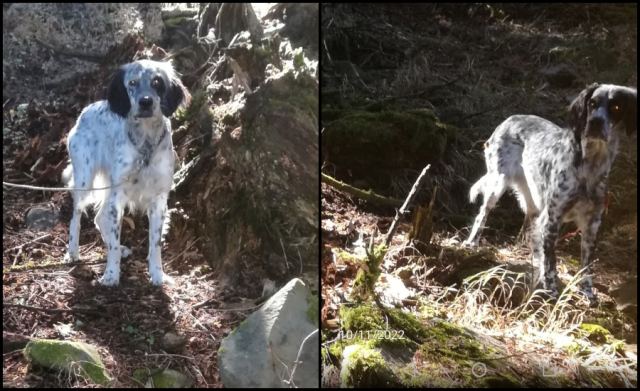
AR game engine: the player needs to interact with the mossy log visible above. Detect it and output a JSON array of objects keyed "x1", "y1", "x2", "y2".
[{"x1": 321, "y1": 173, "x2": 403, "y2": 207}]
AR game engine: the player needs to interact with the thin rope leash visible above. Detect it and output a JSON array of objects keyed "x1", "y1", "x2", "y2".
[
  {"x1": 4, "y1": 129, "x2": 166, "y2": 192},
  {"x1": 3, "y1": 180, "x2": 127, "y2": 192}
]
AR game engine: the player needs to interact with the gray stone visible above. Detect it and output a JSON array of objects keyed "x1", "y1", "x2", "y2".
[
  {"x1": 25, "y1": 206, "x2": 59, "y2": 231},
  {"x1": 161, "y1": 332, "x2": 187, "y2": 353},
  {"x1": 218, "y1": 278, "x2": 319, "y2": 388}
]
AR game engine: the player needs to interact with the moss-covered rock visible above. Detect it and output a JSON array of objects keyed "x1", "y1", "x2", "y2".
[
  {"x1": 331, "y1": 303, "x2": 527, "y2": 387},
  {"x1": 340, "y1": 344, "x2": 402, "y2": 387},
  {"x1": 340, "y1": 304, "x2": 385, "y2": 332},
  {"x1": 150, "y1": 369, "x2": 193, "y2": 388},
  {"x1": 322, "y1": 108, "x2": 456, "y2": 190},
  {"x1": 23, "y1": 339, "x2": 111, "y2": 385},
  {"x1": 575, "y1": 323, "x2": 625, "y2": 352}
]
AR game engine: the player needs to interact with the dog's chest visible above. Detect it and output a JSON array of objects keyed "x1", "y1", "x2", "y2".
[
  {"x1": 562, "y1": 197, "x2": 597, "y2": 224},
  {"x1": 120, "y1": 143, "x2": 174, "y2": 208},
  {"x1": 561, "y1": 178, "x2": 606, "y2": 225}
]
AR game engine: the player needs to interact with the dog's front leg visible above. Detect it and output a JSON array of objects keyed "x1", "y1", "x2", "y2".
[
  {"x1": 577, "y1": 211, "x2": 603, "y2": 304},
  {"x1": 96, "y1": 190, "x2": 126, "y2": 286},
  {"x1": 147, "y1": 193, "x2": 172, "y2": 286}
]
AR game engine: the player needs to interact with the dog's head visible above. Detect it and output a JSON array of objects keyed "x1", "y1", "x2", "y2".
[
  {"x1": 569, "y1": 83, "x2": 637, "y2": 142},
  {"x1": 107, "y1": 60, "x2": 191, "y2": 119}
]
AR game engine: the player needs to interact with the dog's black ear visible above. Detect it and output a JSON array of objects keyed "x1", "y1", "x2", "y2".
[
  {"x1": 568, "y1": 82, "x2": 599, "y2": 134},
  {"x1": 161, "y1": 76, "x2": 191, "y2": 117},
  {"x1": 622, "y1": 89, "x2": 637, "y2": 136},
  {"x1": 107, "y1": 68, "x2": 130, "y2": 118}
]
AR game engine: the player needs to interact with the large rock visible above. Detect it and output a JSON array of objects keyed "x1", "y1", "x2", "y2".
[
  {"x1": 218, "y1": 278, "x2": 319, "y2": 388},
  {"x1": 23, "y1": 339, "x2": 111, "y2": 385},
  {"x1": 25, "y1": 205, "x2": 59, "y2": 231},
  {"x1": 3, "y1": 3, "x2": 163, "y2": 102}
]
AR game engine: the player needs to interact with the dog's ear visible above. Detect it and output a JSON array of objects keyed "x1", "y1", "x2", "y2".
[
  {"x1": 568, "y1": 82, "x2": 599, "y2": 134},
  {"x1": 622, "y1": 88, "x2": 637, "y2": 136},
  {"x1": 107, "y1": 68, "x2": 131, "y2": 118},
  {"x1": 161, "y1": 76, "x2": 191, "y2": 117}
]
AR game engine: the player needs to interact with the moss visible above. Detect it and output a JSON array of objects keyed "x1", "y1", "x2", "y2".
[
  {"x1": 565, "y1": 340, "x2": 591, "y2": 357},
  {"x1": 576, "y1": 323, "x2": 613, "y2": 344},
  {"x1": 293, "y1": 48, "x2": 306, "y2": 71},
  {"x1": 132, "y1": 368, "x2": 149, "y2": 385},
  {"x1": 322, "y1": 109, "x2": 454, "y2": 188},
  {"x1": 24, "y1": 339, "x2": 111, "y2": 385},
  {"x1": 327, "y1": 338, "x2": 349, "y2": 361},
  {"x1": 575, "y1": 323, "x2": 625, "y2": 354},
  {"x1": 163, "y1": 16, "x2": 188, "y2": 28},
  {"x1": 333, "y1": 248, "x2": 364, "y2": 264},
  {"x1": 349, "y1": 244, "x2": 386, "y2": 302},
  {"x1": 418, "y1": 299, "x2": 446, "y2": 319},
  {"x1": 340, "y1": 344, "x2": 401, "y2": 387},
  {"x1": 176, "y1": 89, "x2": 207, "y2": 124},
  {"x1": 151, "y1": 369, "x2": 192, "y2": 388},
  {"x1": 340, "y1": 304, "x2": 385, "y2": 332},
  {"x1": 386, "y1": 308, "x2": 429, "y2": 342}
]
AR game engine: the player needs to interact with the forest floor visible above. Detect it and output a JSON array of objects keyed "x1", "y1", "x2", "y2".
[
  {"x1": 321, "y1": 4, "x2": 637, "y2": 387},
  {"x1": 2, "y1": 95, "x2": 246, "y2": 387}
]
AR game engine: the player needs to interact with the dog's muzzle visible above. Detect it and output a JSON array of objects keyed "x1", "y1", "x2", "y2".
[
  {"x1": 136, "y1": 96, "x2": 154, "y2": 118},
  {"x1": 586, "y1": 116, "x2": 610, "y2": 140}
]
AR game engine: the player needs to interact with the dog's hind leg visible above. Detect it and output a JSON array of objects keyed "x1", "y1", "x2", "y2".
[
  {"x1": 64, "y1": 165, "x2": 91, "y2": 263},
  {"x1": 512, "y1": 172, "x2": 539, "y2": 245}
]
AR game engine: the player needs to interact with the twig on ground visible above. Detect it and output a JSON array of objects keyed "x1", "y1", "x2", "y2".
[
  {"x1": 3, "y1": 303, "x2": 103, "y2": 317},
  {"x1": 7, "y1": 233, "x2": 52, "y2": 252},
  {"x1": 285, "y1": 329, "x2": 319, "y2": 387},
  {"x1": 385, "y1": 164, "x2": 431, "y2": 246}
]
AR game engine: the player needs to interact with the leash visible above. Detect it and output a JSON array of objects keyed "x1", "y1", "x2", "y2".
[
  {"x1": 2, "y1": 180, "x2": 127, "y2": 192},
  {"x1": 4, "y1": 127, "x2": 169, "y2": 193}
]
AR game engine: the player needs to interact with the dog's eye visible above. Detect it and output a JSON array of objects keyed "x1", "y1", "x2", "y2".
[
  {"x1": 151, "y1": 77, "x2": 163, "y2": 89},
  {"x1": 128, "y1": 79, "x2": 139, "y2": 87},
  {"x1": 611, "y1": 104, "x2": 620, "y2": 113},
  {"x1": 588, "y1": 100, "x2": 597, "y2": 109}
]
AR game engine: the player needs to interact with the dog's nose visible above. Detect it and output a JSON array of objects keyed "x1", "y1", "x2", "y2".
[
  {"x1": 139, "y1": 96, "x2": 153, "y2": 109},
  {"x1": 587, "y1": 116, "x2": 606, "y2": 139}
]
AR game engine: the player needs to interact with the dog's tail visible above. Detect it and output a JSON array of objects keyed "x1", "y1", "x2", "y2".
[
  {"x1": 62, "y1": 163, "x2": 73, "y2": 186},
  {"x1": 469, "y1": 175, "x2": 487, "y2": 204}
]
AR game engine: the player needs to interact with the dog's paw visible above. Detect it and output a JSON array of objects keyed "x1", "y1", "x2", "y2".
[
  {"x1": 63, "y1": 252, "x2": 78, "y2": 263},
  {"x1": 120, "y1": 246, "x2": 132, "y2": 258},
  {"x1": 461, "y1": 239, "x2": 477, "y2": 248},
  {"x1": 150, "y1": 272, "x2": 174, "y2": 286},
  {"x1": 98, "y1": 273, "x2": 120, "y2": 287}
]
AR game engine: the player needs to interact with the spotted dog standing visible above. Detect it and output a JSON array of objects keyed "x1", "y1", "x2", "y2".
[
  {"x1": 63, "y1": 60, "x2": 190, "y2": 286},
  {"x1": 464, "y1": 83, "x2": 636, "y2": 302}
]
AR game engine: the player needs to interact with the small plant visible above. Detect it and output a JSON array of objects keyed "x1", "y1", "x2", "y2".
[{"x1": 349, "y1": 237, "x2": 387, "y2": 302}]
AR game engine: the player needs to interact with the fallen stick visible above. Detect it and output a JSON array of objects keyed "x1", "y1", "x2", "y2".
[
  {"x1": 3, "y1": 331, "x2": 32, "y2": 353},
  {"x1": 321, "y1": 173, "x2": 403, "y2": 207},
  {"x1": 6, "y1": 233, "x2": 52, "y2": 252},
  {"x1": 384, "y1": 164, "x2": 431, "y2": 246},
  {"x1": 3, "y1": 303, "x2": 103, "y2": 317}
]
